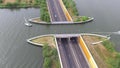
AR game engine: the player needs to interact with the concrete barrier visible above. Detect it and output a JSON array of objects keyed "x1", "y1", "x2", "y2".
[
  {"x1": 59, "y1": 0, "x2": 73, "y2": 22},
  {"x1": 78, "y1": 35, "x2": 98, "y2": 68},
  {"x1": 27, "y1": 34, "x2": 54, "y2": 46},
  {"x1": 54, "y1": 35, "x2": 63, "y2": 68}
]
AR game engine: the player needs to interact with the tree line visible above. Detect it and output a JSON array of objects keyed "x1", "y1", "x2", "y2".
[
  {"x1": 42, "y1": 44, "x2": 60, "y2": 68},
  {"x1": 40, "y1": 0, "x2": 50, "y2": 22}
]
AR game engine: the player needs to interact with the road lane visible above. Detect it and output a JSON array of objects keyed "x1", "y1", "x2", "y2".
[
  {"x1": 47, "y1": 0, "x2": 59, "y2": 21},
  {"x1": 47, "y1": 0, "x2": 67, "y2": 22},
  {"x1": 57, "y1": 38, "x2": 71, "y2": 68},
  {"x1": 54, "y1": 0, "x2": 67, "y2": 21},
  {"x1": 57, "y1": 37, "x2": 89, "y2": 68},
  {"x1": 70, "y1": 37, "x2": 89, "y2": 68}
]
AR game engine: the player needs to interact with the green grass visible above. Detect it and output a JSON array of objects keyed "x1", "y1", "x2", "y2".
[
  {"x1": 102, "y1": 40, "x2": 120, "y2": 68},
  {"x1": 42, "y1": 44, "x2": 60, "y2": 68},
  {"x1": 73, "y1": 16, "x2": 90, "y2": 22},
  {"x1": 63, "y1": 0, "x2": 79, "y2": 16},
  {"x1": 102, "y1": 40, "x2": 115, "y2": 52},
  {"x1": 62, "y1": 0, "x2": 90, "y2": 22},
  {"x1": 40, "y1": 0, "x2": 50, "y2": 23},
  {"x1": 0, "y1": 0, "x2": 40, "y2": 8}
]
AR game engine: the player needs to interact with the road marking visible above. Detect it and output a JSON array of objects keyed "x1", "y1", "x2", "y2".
[
  {"x1": 53, "y1": 0, "x2": 63, "y2": 21},
  {"x1": 47, "y1": 0, "x2": 55, "y2": 22},
  {"x1": 68, "y1": 39, "x2": 82, "y2": 68}
]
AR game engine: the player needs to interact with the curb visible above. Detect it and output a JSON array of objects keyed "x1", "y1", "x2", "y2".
[
  {"x1": 54, "y1": 35, "x2": 63, "y2": 68},
  {"x1": 27, "y1": 34, "x2": 54, "y2": 46},
  {"x1": 28, "y1": 17, "x2": 94, "y2": 25}
]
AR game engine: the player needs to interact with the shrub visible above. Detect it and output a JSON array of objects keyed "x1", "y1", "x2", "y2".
[
  {"x1": 102, "y1": 40, "x2": 115, "y2": 52},
  {"x1": 42, "y1": 44, "x2": 60, "y2": 68},
  {"x1": 40, "y1": 0, "x2": 50, "y2": 22},
  {"x1": 63, "y1": 0, "x2": 79, "y2": 16},
  {"x1": 43, "y1": 57, "x2": 52, "y2": 68},
  {"x1": 0, "y1": 0, "x2": 3, "y2": 3},
  {"x1": 5, "y1": 2, "x2": 19, "y2": 8},
  {"x1": 81, "y1": 16, "x2": 89, "y2": 21}
]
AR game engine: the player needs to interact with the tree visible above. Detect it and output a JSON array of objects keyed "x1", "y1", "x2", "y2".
[
  {"x1": 0, "y1": 0, "x2": 3, "y2": 3},
  {"x1": 43, "y1": 57, "x2": 51, "y2": 68}
]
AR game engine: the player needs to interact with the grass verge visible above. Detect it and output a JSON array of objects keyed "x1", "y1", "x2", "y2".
[
  {"x1": 101, "y1": 40, "x2": 120, "y2": 68},
  {"x1": 0, "y1": 0, "x2": 41, "y2": 8},
  {"x1": 42, "y1": 44, "x2": 61, "y2": 68},
  {"x1": 62, "y1": 0, "x2": 91, "y2": 23},
  {"x1": 31, "y1": 36, "x2": 56, "y2": 47},
  {"x1": 39, "y1": 0, "x2": 50, "y2": 23}
]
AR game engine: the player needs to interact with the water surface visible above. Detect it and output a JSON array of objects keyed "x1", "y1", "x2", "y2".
[{"x1": 0, "y1": 0, "x2": 120, "y2": 67}]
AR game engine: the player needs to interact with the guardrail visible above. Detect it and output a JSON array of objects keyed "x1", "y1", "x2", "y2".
[
  {"x1": 59, "y1": 0, "x2": 73, "y2": 22},
  {"x1": 78, "y1": 35, "x2": 98, "y2": 68}
]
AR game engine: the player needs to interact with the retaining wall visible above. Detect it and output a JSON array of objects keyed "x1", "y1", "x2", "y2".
[
  {"x1": 78, "y1": 36, "x2": 98, "y2": 68},
  {"x1": 59, "y1": 0, "x2": 73, "y2": 22}
]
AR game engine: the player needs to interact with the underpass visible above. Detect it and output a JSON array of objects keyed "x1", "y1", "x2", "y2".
[
  {"x1": 46, "y1": 0, "x2": 97, "y2": 67},
  {"x1": 56, "y1": 37, "x2": 90, "y2": 68}
]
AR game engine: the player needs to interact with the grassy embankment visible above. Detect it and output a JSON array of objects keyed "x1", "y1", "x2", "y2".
[
  {"x1": 31, "y1": 36, "x2": 56, "y2": 47},
  {"x1": 0, "y1": 0, "x2": 41, "y2": 8},
  {"x1": 101, "y1": 40, "x2": 120, "y2": 68},
  {"x1": 83, "y1": 35, "x2": 120, "y2": 68},
  {"x1": 42, "y1": 44, "x2": 61, "y2": 68},
  {"x1": 30, "y1": 36, "x2": 60, "y2": 68},
  {"x1": 39, "y1": 0, "x2": 50, "y2": 23},
  {"x1": 62, "y1": 0, "x2": 90, "y2": 22},
  {"x1": 26, "y1": 0, "x2": 50, "y2": 23}
]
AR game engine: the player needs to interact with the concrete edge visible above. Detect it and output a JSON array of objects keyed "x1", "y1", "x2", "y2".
[
  {"x1": 80, "y1": 33, "x2": 109, "y2": 38},
  {"x1": 80, "y1": 35, "x2": 98, "y2": 68},
  {"x1": 46, "y1": 0, "x2": 52, "y2": 22},
  {"x1": 91, "y1": 37, "x2": 110, "y2": 45},
  {"x1": 73, "y1": 17, "x2": 94, "y2": 24},
  {"x1": 78, "y1": 35, "x2": 91, "y2": 67},
  {"x1": 26, "y1": 34, "x2": 54, "y2": 46},
  {"x1": 27, "y1": 34, "x2": 63, "y2": 68},
  {"x1": 28, "y1": 17, "x2": 94, "y2": 25},
  {"x1": 80, "y1": 33, "x2": 111, "y2": 45},
  {"x1": 59, "y1": 0, "x2": 73, "y2": 22},
  {"x1": 54, "y1": 35, "x2": 63, "y2": 68},
  {"x1": 27, "y1": 33, "x2": 109, "y2": 68}
]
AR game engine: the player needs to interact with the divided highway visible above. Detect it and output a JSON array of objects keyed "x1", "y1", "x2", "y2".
[
  {"x1": 47, "y1": 0, "x2": 67, "y2": 22},
  {"x1": 47, "y1": 0, "x2": 90, "y2": 67},
  {"x1": 57, "y1": 37, "x2": 89, "y2": 68}
]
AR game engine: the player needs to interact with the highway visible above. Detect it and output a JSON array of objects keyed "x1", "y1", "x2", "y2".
[
  {"x1": 47, "y1": 0, "x2": 67, "y2": 22},
  {"x1": 47, "y1": 0, "x2": 89, "y2": 67},
  {"x1": 57, "y1": 37, "x2": 89, "y2": 68}
]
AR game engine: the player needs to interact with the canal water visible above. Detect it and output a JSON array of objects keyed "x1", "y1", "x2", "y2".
[{"x1": 0, "y1": 0, "x2": 120, "y2": 68}]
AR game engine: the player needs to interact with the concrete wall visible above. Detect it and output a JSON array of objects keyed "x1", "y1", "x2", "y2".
[
  {"x1": 59, "y1": 0, "x2": 73, "y2": 22},
  {"x1": 78, "y1": 36, "x2": 98, "y2": 68}
]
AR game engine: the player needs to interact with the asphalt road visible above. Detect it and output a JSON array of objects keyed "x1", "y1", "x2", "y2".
[
  {"x1": 47, "y1": 0, "x2": 67, "y2": 22},
  {"x1": 57, "y1": 37, "x2": 89, "y2": 68},
  {"x1": 47, "y1": 0, "x2": 89, "y2": 67}
]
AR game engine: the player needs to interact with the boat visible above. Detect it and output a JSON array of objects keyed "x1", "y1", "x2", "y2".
[
  {"x1": 24, "y1": 17, "x2": 32, "y2": 27},
  {"x1": 25, "y1": 22, "x2": 32, "y2": 27}
]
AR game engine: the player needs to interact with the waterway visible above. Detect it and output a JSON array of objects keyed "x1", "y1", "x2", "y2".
[{"x1": 0, "y1": 0, "x2": 120, "y2": 68}]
